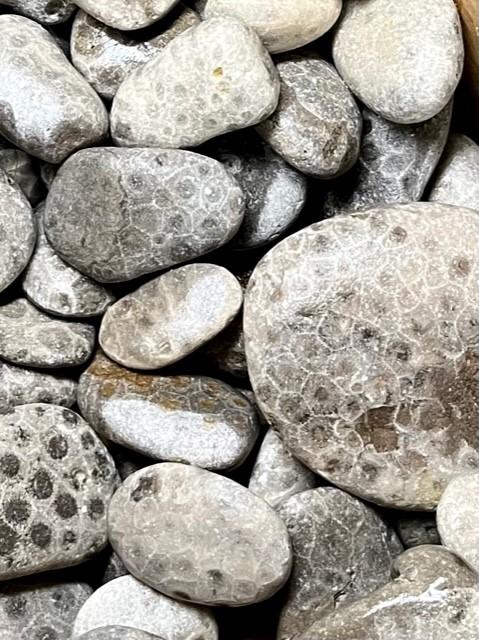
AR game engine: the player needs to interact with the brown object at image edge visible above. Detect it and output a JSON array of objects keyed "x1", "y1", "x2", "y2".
[{"x1": 455, "y1": 0, "x2": 479, "y2": 134}]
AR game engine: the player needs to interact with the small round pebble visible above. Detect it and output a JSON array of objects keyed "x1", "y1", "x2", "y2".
[
  {"x1": 78, "y1": 628, "x2": 161, "y2": 640},
  {"x1": 396, "y1": 513, "x2": 440, "y2": 548},
  {"x1": 0, "y1": 0, "x2": 75, "y2": 24},
  {"x1": 0, "y1": 147, "x2": 43, "y2": 205},
  {"x1": 74, "y1": 0, "x2": 181, "y2": 31}
]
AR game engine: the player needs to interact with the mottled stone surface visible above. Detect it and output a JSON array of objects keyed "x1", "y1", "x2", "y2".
[
  {"x1": 44, "y1": 148, "x2": 244, "y2": 283},
  {"x1": 0, "y1": 0, "x2": 75, "y2": 24},
  {"x1": 78, "y1": 628, "x2": 160, "y2": 640},
  {"x1": 396, "y1": 513, "x2": 440, "y2": 548},
  {"x1": 75, "y1": 0, "x2": 180, "y2": 30},
  {"x1": 244, "y1": 203, "x2": 479, "y2": 510},
  {"x1": 249, "y1": 428, "x2": 316, "y2": 509},
  {"x1": 437, "y1": 472, "x2": 479, "y2": 574},
  {"x1": 257, "y1": 55, "x2": 361, "y2": 178},
  {"x1": 333, "y1": 0, "x2": 464, "y2": 124},
  {"x1": 72, "y1": 575, "x2": 218, "y2": 640},
  {"x1": 111, "y1": 17, "x2": 280, "y2": 149},
  {"x1": 100, "y1": 264, "x2": 243, "y2": 369},
  {"x1": 108, "y1": 463, "x2": 292, "y2": 605},
  {"x1": 0, "y1": 148, "x2": 43, "y2": 205},
  {"x1": 0, "y1": 15, "x2": 108, "y2": 163},
  {"x1": 0, "y1": 404, "x2": 118, "y2": 580},
  {"x1": 0, "y1": 299, "x2": 95, "y2": 368}
]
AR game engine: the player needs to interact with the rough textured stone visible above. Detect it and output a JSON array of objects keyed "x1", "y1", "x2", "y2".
[
  {"x1": 0, "y1": 0, "x2": 75, "y2": 24},
  {"x1": 0, "y1": 147, "x2": 43, "y2": 205},
  {"x1": 78, "y1": 629, "x2": 160, "y2": 640},
  {"x1": 0, "y1": 403, "x2": 118, "y2": 580},
  {"x1": 108, "y1": 463, "x2": 292, "y2": 606},
  {"x1": 257, "y1": 55, "x2": 361, "y2": 178},
  {"x1": 44, "y1": 148, "x2": 244, "y2": 283},
  {"x1": 111, "y1": 17, "x2": 280, "y2": 149},
  {"x1": 204, "y1": 0, "x2": 341, "y2": 54},
  {"x1": 72, "y1": 575, "x2": 218, "y2": 640},
  {"x1": 0, "y1": 15, "x2": 108, "y2": 163},
  {"x1": 333, "y1": 0, "x2": 464, "y2": 124},
  {"x1": 74, "y1": 0, "x2": 180, "y2": 31},
  {"x1": 244, "y1": 203, "x2": 479, "y2": 510},
  {"x1": 437, "y1": 472, "x2": 479, "y2": 574},
  {"x1": 0, "y1": 299, "x2": 95, "y2": 368},
  {"x1": 100, "y1": 264, "x2": 243, "y2": 370},
  {"x1": 396, "y1": 514, "x2": 440, "y2": 548}
]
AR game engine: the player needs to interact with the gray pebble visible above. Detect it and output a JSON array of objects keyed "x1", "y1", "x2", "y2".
[
  {"x1": 74, "y1": 0, "x2": 180, "y2": 31},
  {"x1": 0, "y1": 147, "x2": 43, "y2": 205},
  {"x1": 0, "y1": 0, "x2": 75, "y2": 24},
  {"x1": 44, "y1": 148, "x2": 244, "y2": 283},
  {"x1": 256, "y1": 55, "x2": 361, "y2": 178},
  {"x1": 78, "y1": 628, "x2": 160, "y2": 640},
  {"x1": 396, "y1": 514, "x2": 440, "y2": 548}
]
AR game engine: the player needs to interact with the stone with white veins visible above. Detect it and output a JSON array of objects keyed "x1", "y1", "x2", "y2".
[
  {"x1": 44, "y1": 148, "x2": 244, "y2": 283},
  {"x1": 0, "y1": 15, "x2": 108, "y2": 163},
  {"x1": 396, "y1": 513, "x2": 440, "y2": 549},
  {"x1": 74, "y1": 0, "x2": 180, "y2": 31},
  {"x1": 332, "y1": 0, "x2": 464, "y2": 124},
  {"x1": 0, "y1": 147, "x2": 43, "y2": 205},
  {"x1": 108, "y1": 463, "x2": 292, "y2": 606},
  {"x1": 100, "y1": 264, "x2": 243, "y2": 370},
  {"x1": 111, "y1": 17, "x2": 280, "y2": 149},
  {"x1": 0, "y1": 0, "x2": 75, "y2": 24},
  {"x1": 72, "y1": 575, "x2": 218, "y2": 640},
  {"x1": 78, "y1": 629, "x2": 160, "y2": 640},
  {"x1": 256, "y1": 55, "x2": 361, "y2": 179},
  {"x1": 244, "y1": 203, "x2": 479, "y2": 510}
]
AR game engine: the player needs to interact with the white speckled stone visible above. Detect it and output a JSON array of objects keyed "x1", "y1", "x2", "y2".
[
  {"x1": 74, "y1": 0, "x2": 179, "y2": 30},
  {"x1": 78, "y1": 629, "x2": 160, "y2": 640},
  {"x1": 0, "y1": 0, "x2": 75, "y2": 24}
]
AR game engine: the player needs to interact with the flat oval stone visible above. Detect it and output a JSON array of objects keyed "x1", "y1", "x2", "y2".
[
  {"x1": 396, "y1": 513, "x2": 440, "y2": 548},
  {"x1": 44, "y1": 148, "x2": 244, "y2": 283},
  {"x1": 0, "y1": 403, "x2": 118, "y2": 580},
  {"x1": 72, "y1": 575, "x2": 218, "y2": 640},
  {"x1": 74, "y1": 0, "x2": 180, "y2": 30},
  {"x1": 0, "y1": 0, "x2": 75, "y2": 24},
  {"x1": 108, "y1": 463, "x2": 292, "y2": 605},
  {"x1": 0, "y1": 15, "x2": 108, "y2": 163},
  {"x1": 204, "y1": 0, "x2": 342, "y2": 54},
  {"x1": 256, "y1": 55, "x2": 361, "y2": 178},
  {"x1": 111, "y1": 17, "x2": 280, "y2": 149},
  {"x1": 100, "y1": 264, "x2": 243, "y2": 369},
  {"x1": 244, "y1": 203, "x2": 479, "y2": 510},
  {"x1": 0, "y1": 299, "x2": 95, "y2": 368},
  {"x1": 0, "y1": 147, "x2": 43, "y2": 205},
  {"x1": 437, "y1": 472, "x2": 479, "y2": 573},
  {"x1": 78, "y1": 629, "x2": 160, "y2": 640},
  {"x1": 333, "y1": 0, "x2": 464, "y2": 124}
]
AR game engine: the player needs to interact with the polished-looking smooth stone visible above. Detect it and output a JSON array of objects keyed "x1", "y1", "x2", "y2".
[{"x1": 74, "y1": 0, "x2": 181, "y2": 31}]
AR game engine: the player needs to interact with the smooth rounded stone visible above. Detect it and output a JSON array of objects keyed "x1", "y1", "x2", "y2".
[
  {"x1": 205, "y1": 314, "x2": 247, "y2": 378},
  {"x1": 0, "y1": 15, "x2": 108, "y2": 164},
  {"x1": 0, "y1": 403, "x2": 118, "y2": 580},
  {"x1": 100, "y1": 264, "x2": 243, "y2": 370},
  {"x1": 437, "y1": 472, "x2": 479, "y2": 574},
  {"x1": 0, "y1": 361, "x2": 77, "y2": 413},
  {"x1": 256, "y1": 55, "x2": 361, "y2": 179},
  {"x1": 108, "y1": 463, "x2": 292, "y2": 605},
  {"x1": 78, "y1": 628, "x2": 160, "y2": 640},
  {"x1": 71, "y1": 6, "x2": 200, "y2": 100},
  {"x1": 0, "y1": 148, "x2": 43, "y2": 205},
  {"x1": 332, "y1": 0, "x2": 463, "y2": 124},
  {"x1": 111, "y1": 17, "x2": 280, "y2": 149},
  {"x1": 396, "y1": 513, "x2": 440, "y2": 548},
  {"x1": 0, "y1": 0, "x2": 75, "y2": 24},
  {"x1": 74, "y1": 0, "x2": 180, "y2": 30},
  {"x1": 297, "y1": 546, "x2": 479, "y2": 640},
  {"x1": 0, "y1": 299, "x2": 95, "y2": 368},
  {"x1": 322, "y1": 103, "x2": 452, "y2": 216},
  {"x1": 44, "y1": 148, "x2": 244, "y2": 283},
  {"x1": 248, "y1": 428, "x2": 316, "y2": 509},
  {"x1": 244, "y1": 203, "x2": 479, "y2": 510},
  {"x1": 277, "y1": 487, "x2": 402, "y2": 640},
  {"x1": 72, "y1": 575, "x2": 218, "y2": 640}
]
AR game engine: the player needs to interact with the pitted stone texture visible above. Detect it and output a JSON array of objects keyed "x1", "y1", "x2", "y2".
[
  {"x1": 23, "y1": 205, "x2": 115, "y2": 318},
  {"x1": 0, "y1": 0, "x2": 75, "y2": 24},
  {"x1": 0, "y1": 299, "x2": 95, "y2": 368},
  {"x1": 396, "y1": 514, "x2": 440, "y2": 548},
  {"x1": 249, "y1": 429, "x2": 316, "y2": 509},
  {"x1": 244, "y1": 203, "x2": 479, "y2": 510},
  {"x1": 78, "y1": 353, "x2": 259, "y2": 470},
  {"x1": 0, "y1": 579, "x2": 92, "y2": 639},
  {"x1": 323, "y1": 103, "x2": 452, "y2": 216},
  {"x1": 72, "y1": 575, "x2": 218, "y2": 640},
  {"x1": 100, "y1": 264, "x2": 243, "y2": 370},
  {"x1": 332, "y1": 0, "x2": 463, "y2": 124},
  {"x1": 111, "y1": 17, "x2": 280, "y2": 149},
  {"x1": 257, "y1": 55, "x2": 361, "y2": 178},
  {"x1": 71, "y1": 7, "x2": 200, "y2": 100},
  {"x1": 0, "y1": 15, "x2": 108, "y2": 163},
  {"x1": 44, "y1": 148, "x2": 244, "y2": 283},
  {"x1": 297, "y1": 546, "x2": 479, "y2": 640},
  {"x1": 0, "y1": 169, "x2": 35, "y2": 294},
  {"x1": 0, "y1": 403, "x2": 118, "y2": 580},
  {"x1": 204, "y1": 0, "x2": 341, "y2": 54},
  {"x1": 78, "y1": 629, "x2": 160, "y2": 640},
  {"x1": 0, "y1": 362, "x2": 77, "y2": 413},
  {"x1": 108, "y1": 463, "x2": 292, "y2": 606},
  {"x1": 74, "y1": 0, "x2": 180, "y2": 30},
  {"x1": 0, "y1": 148, "x2": 43, "y2": 205},
  {"x1": 277, "y1": 488, "x2": 402, "y2": 640},
  {"x1": 437, "y1": 472, "x2": 479, "y2": 574}
]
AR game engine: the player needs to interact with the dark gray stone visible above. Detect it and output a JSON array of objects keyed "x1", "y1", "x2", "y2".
[
  {"x1": 0, "y1": 0, "x2": 75, "y2": 24},
  {"x1": 396, "y1": 513, "x2": 440, "y2": 548},
  {"x1": 0, "y1": 147, "x2": 43, "y2": 205}
]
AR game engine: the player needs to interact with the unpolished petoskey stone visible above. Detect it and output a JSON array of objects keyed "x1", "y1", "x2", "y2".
[
  {"x1": 244, "y1": 203, "x2": 479, "y2": 510},
  {"x1": 0, "y1": 0, "x2": 75, "y2": 24},
  {"x1": 44, "y1": 148, "x2": 244, "y2": 283},
  {"x1": 0, "y1": 403, "x2": 118, "y2": 580},
  {"x1": 78, "y1": 629, "x2": 161, "y2": 640},
  {"x1": 74, "y1": 0, "x2": 180, "y2": 30}
]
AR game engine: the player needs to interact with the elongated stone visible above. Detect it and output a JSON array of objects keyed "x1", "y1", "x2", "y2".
[
  {"x1": 396, "y1": 514, "x2": 440, "y2": 548},
  {"x1": 78, "y1": 629, "x2": 160, "y2": 640},
  {"x1": 0, "y1": 0, "x2": 75, "y2": 24},
  {"x1": 111, "y1": 17, "x2": 280, "y2": 149},
  {"x1": 44, "y1": 148, "x2": 244, "y2": 283},
  {"x1": 0, "y1": 147, "x2": 43, "y2": 205},
  {"x1": 0, "y1": 15, "x2": 108, "y2": 163},
  {"x1": 75, "y1": 0, "x2": 180, "y2": 30}
]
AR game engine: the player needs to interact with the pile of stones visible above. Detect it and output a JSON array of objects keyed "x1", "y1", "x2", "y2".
[{"x1": 0, "y1": 0, "x2": 477, "y2": 638}]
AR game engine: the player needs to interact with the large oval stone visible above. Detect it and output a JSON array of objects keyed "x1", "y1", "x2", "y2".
[
  {"x1": 74, "y1": 0, "x2": 180, "y2": 30},
  {"x1": 244, "y1": 203, "x2": 479, "y2": 510},
  {"x1": 78, "y1": 629, "x2": 160, "y2": 640},
  {"x1": 0, "y1": 0, "x2": 75, "y2": 24},
  {"x1": 108, "y1": 463, "x2": 292, "y2": 605}
]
